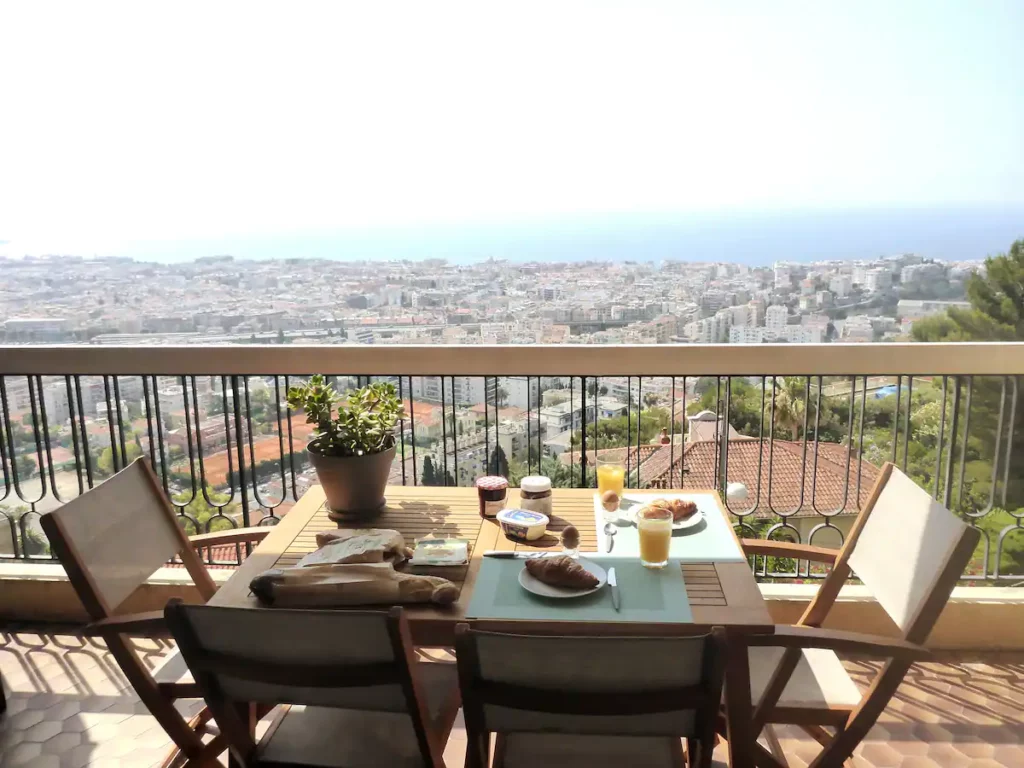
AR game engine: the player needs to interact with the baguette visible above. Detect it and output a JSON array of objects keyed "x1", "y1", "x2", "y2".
[{"x1": 250, "y1": 562, "x2": 458, "y2": 607}]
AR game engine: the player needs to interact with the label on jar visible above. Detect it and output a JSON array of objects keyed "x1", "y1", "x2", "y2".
[{"x1": 482, "y1": 498, "x2": 505, "y2": 519}]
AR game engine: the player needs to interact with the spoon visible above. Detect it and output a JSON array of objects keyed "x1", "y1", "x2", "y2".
[{"x1": 603, "y1": 523, "x2": 617, "y2": 553}]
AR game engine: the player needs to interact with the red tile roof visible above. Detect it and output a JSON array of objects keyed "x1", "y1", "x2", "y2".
[{"x1": 642, "y1": 439, "x2": 880, "y2": 518}]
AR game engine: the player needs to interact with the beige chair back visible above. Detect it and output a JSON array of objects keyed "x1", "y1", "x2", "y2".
[
  {"x1": 166, "y1": 603, "x2": 414, "y2": 711},
  {"x1": 165, "y1": 602, "x2": 442, "y2": 766},
  {"x1": 40, "y1": 458, "x2": 198, "y2": 616},
  {"x1": 848, "y1": 466, "x2": 975, "y2": 635},
  {"x1": 456, "y1": 626, "x2": 725, "y2": 738}
]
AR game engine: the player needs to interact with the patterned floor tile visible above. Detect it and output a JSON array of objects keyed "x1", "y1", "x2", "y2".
[{"x1": 2, "y1": 625, "x2": 1023, "y2": 767}]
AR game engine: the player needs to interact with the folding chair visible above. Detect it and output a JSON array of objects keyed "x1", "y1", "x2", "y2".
[
  {"x1": 732, "y1": 463, "x2": 981, "y2": 767},
  {"x1": 165, "y1": 602, "x2": 461, "y2": 768},
  {"x1": 456, "y1": 623, "x2": 727, "y2": 768},
  {"x1": 40, "y1": 457, "x2": 272, "y2": 765}
]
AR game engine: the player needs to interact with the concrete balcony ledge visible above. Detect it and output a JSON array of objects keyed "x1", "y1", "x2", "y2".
[{"x1": 2, "y1": 563, "x2": 1022, "y2": 650}]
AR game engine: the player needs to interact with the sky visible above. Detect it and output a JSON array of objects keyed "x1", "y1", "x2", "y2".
[{"x1": 1, "y1": 1, "x2": 1023, "y2": 259}]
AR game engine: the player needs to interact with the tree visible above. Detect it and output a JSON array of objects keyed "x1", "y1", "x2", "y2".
[
  {"x1": 913, "y1": 238, "x2": 1024, "y2": 508},
  {"x1": 96, "y1": 442, "x2": 144, "y2": 477},
  {"x1": 489, "y1": 445, "x2": 510, "y2": 478},
  {"x1": 6, "y1": 505, "x2": 50, "y2": 557},
  {"x1": 643, "y1": 393, "x2": 660, "y2": 409},
  {"x1": 915, "y1": 239, "x2": 1024, "y2": 342},
  {"x1": 421, "y1": 455, "x2": 437, "y2": 486},
  {"x1": 276, "y1": 329, "x2": 286, "y2": 344},
  {"x1": 175, "y1": 485, "x2": 239, "y2": 534},
  {"x1": 15, "y1": 454, "x2": 37, "y2": 479},
  {"x1": 495, "y1": 387, "x2": 509, "y2": 408},
  {"x1": 443, "y1": 470, "x2": 456, "y2": 486}
]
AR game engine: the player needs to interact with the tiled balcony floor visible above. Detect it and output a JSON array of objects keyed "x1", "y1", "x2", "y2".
[{"x1": 1, "y1": 627, "x2": 1022, "y2": 767}]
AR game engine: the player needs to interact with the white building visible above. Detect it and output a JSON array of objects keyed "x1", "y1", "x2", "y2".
[
  {"x1": 842, "y1": 315, "x2": 874, "y2": 342},
  {"x1": 829, "y1": 274, "x2": 853, "y2": 298},
  {"x1": 729, "y1": 327, "x2": 766, "y2": 344},
  {"x1": 765, "y1": 305, "x2": 788, "y2": 330},
  {"x1": 728, "y1": 325, "x2": 822, "y2": 344},
  {"x1": 3, "y1": 317, "x2": 69, "y2": 342},
  {"x1": 773, "y1": 262, "x2": 793, "y2": 290},
  {"x1": 864, "y1": 268, "x2": 892, "y2": 293},
  {"x1": 540, "y1": 401, "x2": 595, "y2": 434},
  {"x1": 896, "y1": 299, "x2": 971, "y2": 320}
]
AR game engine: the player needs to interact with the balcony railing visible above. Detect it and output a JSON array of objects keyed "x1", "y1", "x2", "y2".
[{"x1": 1, "y1": 343, "x2": 1022, "y2": 582}]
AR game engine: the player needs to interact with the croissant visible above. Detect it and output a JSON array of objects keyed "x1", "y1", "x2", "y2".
[
  {"x1": 524, "y1": 555, "x2": 599, "y2": 589},
  {"x1": 649, "y1": 498, "x2": 698, "y2": 522}
]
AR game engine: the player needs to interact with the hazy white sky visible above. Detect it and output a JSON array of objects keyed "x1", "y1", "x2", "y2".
[{"x1": 1, "y1": 1, "x2": 1022, "y2": 254}]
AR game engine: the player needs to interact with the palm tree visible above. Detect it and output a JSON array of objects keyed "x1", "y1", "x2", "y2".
[{"x1": 772, "y1": 378, "x2": 806, "y2": 440}]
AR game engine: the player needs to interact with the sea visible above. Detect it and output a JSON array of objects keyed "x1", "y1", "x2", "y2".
[{"x1": 4, "y1": 206, "x2": 1023, "y2": 265}]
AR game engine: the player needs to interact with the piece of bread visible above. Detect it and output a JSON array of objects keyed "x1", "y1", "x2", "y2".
[
  {"x1": 249, "y1": 562, "x2": 458, "y2": 607},
  {"x1": 524, "y1": 555, "x2": 600, "y2": 589},
  {"x1": 648, "y1": 498, "x2": 698, "y2": 522},
  {"x1": 301, "y1": 529, "x2": 411, "y2": 567}
]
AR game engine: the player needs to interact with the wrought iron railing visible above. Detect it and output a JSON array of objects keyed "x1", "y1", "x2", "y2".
[{"x1": 1, "y1": 343, "x2": 1022, "y2": 581}]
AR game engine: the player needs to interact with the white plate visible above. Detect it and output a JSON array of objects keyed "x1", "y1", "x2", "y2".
[
  {"x1": 518, "y1": 557, "x2": 608, "y2": 599},
  {"x1": 627, "y1": 505, "x2": 704, "y2": 531}
]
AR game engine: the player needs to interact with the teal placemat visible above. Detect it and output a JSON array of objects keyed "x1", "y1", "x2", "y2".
[
  {"x1": 466, "y1": 554, "x2": 692, "y2": 624},
  {"x1": 592, "y1": 492, "x2": 747, "y2": 563}
]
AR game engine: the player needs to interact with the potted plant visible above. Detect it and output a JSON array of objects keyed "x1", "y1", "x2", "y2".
[{"x1": 287, "y1": 375, "x2": 404, "y2": 521}]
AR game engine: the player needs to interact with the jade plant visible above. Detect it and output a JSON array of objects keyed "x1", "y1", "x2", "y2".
[{"x1": 287, "y1": 375, "x2": 404, "y2": 457}]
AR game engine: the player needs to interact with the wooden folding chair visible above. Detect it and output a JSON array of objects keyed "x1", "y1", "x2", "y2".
[
  {"x1": 730, "y1": 462, "x2": 981, "y2": 768},
  {"x1": 164, "y1": 602, "x2": 462, "y2": 768},
  {"x1": 455, "y1": 623, "x2": 727, "y2": 768},
  {"x1": 39, "y1": 457, "x2": 272, "y2": 766}
]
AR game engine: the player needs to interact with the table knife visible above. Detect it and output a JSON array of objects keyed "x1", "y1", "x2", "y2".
[
  {"x1": 483, "y1": 551, "x2": 543, "y2": 559},
  {"x1": 608, "y1": 567, "x2": 621, "y2": 612}
]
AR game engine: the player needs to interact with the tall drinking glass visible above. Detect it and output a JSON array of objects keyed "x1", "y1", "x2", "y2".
[
  {"x1": 638, "y1": 506, "x2": 672, "y2": 569},
  {"x1": 596, "y1": 455, "x2": 625, "y2": 499}
]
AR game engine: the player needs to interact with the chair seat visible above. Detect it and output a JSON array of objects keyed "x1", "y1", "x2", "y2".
[
  {"x1": 152, "y1": 648, "x2": 193, "y2": 686},
  {"x1": 257, "y1": 662, "x2": 457, "y2": 768},
  {"x1": 748, "y1": 646, "x2": 862, "y2": 710},
  {"x1": 499, "y1": 733, "x2": 684, "y2": 768}
]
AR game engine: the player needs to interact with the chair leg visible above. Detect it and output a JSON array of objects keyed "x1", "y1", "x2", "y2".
[
  {"x1": 492, "y1": 733, "x2": 508, "y2": 768},
  {"x1": 764, "y1": 725, "x2": 789, "y2": 767}
]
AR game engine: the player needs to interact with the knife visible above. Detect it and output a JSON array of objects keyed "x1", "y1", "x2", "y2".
[
  {"x1": 608, "y1": 567, "x2": 621, "y2": 612},
  {"x1": 483, "y1": 551, "x2": 545, "y2": 559}
]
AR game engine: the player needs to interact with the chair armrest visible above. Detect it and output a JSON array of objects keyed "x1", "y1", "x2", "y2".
[
  {"x1": 747, "y1": 625, "x2": 931, "y2": 662},
  {"x1": 739, "y1": 539, "x2": 839, "y2": 564},
  {"x1": 189, "y1": 527, "x2": 271, "y2": 548},
  {"x1": 83, "y1": 610, "x2": 167, "y2": 636}
]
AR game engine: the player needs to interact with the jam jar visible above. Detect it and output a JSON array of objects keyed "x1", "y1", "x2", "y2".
[
  {"x1": 476, "y1": 475, "x2": 509, "y2": 519},
  {"x1": 518, "y1": 475, "x2": 552, "y2": 518}
]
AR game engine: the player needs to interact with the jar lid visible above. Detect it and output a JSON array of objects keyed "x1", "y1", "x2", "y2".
[
  {"x1": 520, "y1": 475, "x2": 552, "y2": 493},
  {"x1": 497, "y1": 508, "x2": 549, "y2": 526},
  {"x1": 476, "y1": 475, "x2": 508, "y2": 491}
]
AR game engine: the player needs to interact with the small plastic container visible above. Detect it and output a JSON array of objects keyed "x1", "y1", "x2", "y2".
[
  {"x1": 475, "y1": 475, "x2": 509, "y2": 519},
  {"x1": 496, "y1": 508, "x2": 550, "y2": 542},
  {"x1": 519, "y1": 475, "x2": 553, "y2": 518}
]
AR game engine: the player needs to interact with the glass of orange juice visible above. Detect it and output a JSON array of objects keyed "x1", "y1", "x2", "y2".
[
  {"x1": 638, "y1": 506, "x2": 672, "y2": 569},
  {"x1": 596, "y1": 455, "x2": 625, "y2": 499}
]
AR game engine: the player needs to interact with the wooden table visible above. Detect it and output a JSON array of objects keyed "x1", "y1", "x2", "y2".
[{"x1": 210, "y1": 485, "x2": 773, "y2": 646}]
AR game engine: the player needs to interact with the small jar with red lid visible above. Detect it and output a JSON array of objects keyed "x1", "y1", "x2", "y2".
[{"x1": 476, "y1": 476, "x2": 509, "y2": 519}]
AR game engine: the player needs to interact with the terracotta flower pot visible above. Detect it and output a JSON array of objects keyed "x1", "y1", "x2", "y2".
[{"x1": 308, "y1": 443, "x2": 395, "y2": 523}]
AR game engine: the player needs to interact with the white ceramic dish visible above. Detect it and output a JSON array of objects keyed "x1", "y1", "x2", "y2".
[
  {"x1": 518, "y1": 557, "x2": 607, "y2": 599},
  {"x1": 627, "y1": 506, "x2": 704, "y2": 531}
]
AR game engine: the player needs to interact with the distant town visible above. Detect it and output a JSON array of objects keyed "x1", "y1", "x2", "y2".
[
  {"x1": 0, "y1": 252, "x2": 980, "y2": 346},
  {"x1": 0, "y1": 251, "x2": 989, "y2": 543}
]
